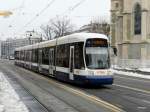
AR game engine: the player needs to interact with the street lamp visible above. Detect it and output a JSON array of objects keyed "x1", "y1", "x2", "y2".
[{"x1": 0, "y1": 10, "x2": 12, "y2": 17}]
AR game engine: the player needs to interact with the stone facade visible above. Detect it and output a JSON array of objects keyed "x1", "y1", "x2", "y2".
[
  {"x1": 1, "y1": 31, "x2": 42, "y2": 59},
  {"x1": 111, "y1": 0, "x2": 150, "y2": 68}
]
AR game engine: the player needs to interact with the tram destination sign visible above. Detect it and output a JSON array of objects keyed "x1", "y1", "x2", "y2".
[{"x1": 86, "y1": 38, "x2": 108, "y2": 47}]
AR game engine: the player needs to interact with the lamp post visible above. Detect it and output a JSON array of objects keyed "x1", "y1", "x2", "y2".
[{"x1": 0, "y1": 11, "x2": 12, "y2": 17}]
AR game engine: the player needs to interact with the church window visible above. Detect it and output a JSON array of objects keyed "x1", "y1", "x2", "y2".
[
  {"x1": 115, "y1": 3, "x2": 119, "y2": 8},
  {"x1": 134, "y1": 3, "x2": 142, "y2": 35}
]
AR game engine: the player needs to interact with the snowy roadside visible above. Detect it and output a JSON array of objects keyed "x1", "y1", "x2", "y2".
[
  {"x1": 112, "y1": 69, "x2": 150, "y2": 80},
  {"x1": 138, "y1": 68, "x2": 150, "y2": 73},
  {"x1": 0, "y1": 72, "x2": 29, "y2": 112}
]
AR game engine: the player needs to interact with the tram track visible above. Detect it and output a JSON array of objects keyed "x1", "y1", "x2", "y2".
[
  {"x1": 0, "y1": 64, "x2": 55, "y2": 112},
  {"x1": 1, "y1": 60, "x2": 150, "y2": 112},
  {"x1": 0, "y1": 60, "x2": 121, "y2": 112},
  {"x1": 0, "y1": 64, "x2": 79, "y2": 112}
]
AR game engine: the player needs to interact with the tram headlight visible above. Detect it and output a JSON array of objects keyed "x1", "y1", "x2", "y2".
[{"x1": 107, "y1": 70, "x2": 113, "y2": 75}]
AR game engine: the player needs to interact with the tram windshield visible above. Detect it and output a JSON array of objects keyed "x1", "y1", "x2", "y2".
[{"x1": 85, "y1": 38, "x2": 110, "y2": 69}]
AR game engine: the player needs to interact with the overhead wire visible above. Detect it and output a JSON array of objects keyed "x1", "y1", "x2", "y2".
[
  {"x1": 47, "y1": 0, "x2": 87, "y2": 29},
  {"x1": 61, "y1": 0, "x2": 87, "y2": 16},
  {"x1": 69, "y1": 0, "x2": 87, "y2": 12},
  {"x1": 17, "y1": 0, "x2": 86, "y2": 35},
  {"x1": 20, "y1": 0, "x2": 56, "y2": 30}
]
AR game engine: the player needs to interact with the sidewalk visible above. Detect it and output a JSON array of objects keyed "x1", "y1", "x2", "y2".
[
  {"x1": 0, "y1": 72, "x2": 29, "y2": 112},
  {"x1": 0, "y1": 72, "x2": 48, "y2": 112},
  {"x1": 112, "y1": 66, "x2": 150, "y2": 80}
]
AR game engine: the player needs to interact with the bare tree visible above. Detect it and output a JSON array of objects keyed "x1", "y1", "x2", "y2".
[
  {"x1": 50, "y1": 16, "x2": 74, "y2": 38},
  {"x1": 40, "y1": 24, "x2": 52, "y2": 40},
  {"x1": 90, "y1": 18, "x2": 110, "y2": 36},
  {"x1": 40, "y1": 16, "x2": 74, "y2": 39}
]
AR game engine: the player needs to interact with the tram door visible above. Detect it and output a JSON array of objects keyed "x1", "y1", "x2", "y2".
[
  {"x1": 49, "y1": 48, "x2": 54, "y2": 76},
  {"x1": 69, "y1": 46, "x2": 74, "y2": 80},
  {"x1": 29, "y1": 50, "x2": 32, "y2": 69},
  {"x1": 38, "y1": 49, "x2": 42, "y2": 71}
]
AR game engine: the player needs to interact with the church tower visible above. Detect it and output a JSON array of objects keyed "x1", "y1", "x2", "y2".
[
  {"x1": 111, "y1": 0, "x2": 150, "y2": 68},
  {"x1": 111, "y1": 0, "x2": 122, "y2": 48}
]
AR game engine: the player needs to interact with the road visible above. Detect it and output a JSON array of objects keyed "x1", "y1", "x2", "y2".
[{"x1": 0, "y1": 59, "x2": 150, "y2": 112}]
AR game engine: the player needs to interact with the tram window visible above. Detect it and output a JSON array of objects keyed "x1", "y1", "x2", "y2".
[
  {"x1": 24, "y1": 50, "x2": 27, "y2": 61},
  {"x1": 42, "y1": 47, "x2": 49, "y2": 65},
  {"x1": 26, "y1": 50, "x2": 30, "y2": 61},
  {"x1": 26, "y1": 51, "x2": 28, "y2": 61},
  {"x1": 32, "y1": 49, "x2": 38, "y2": 63},
  {"x1": 17, "y1": 51, "x2": 18, "y2": 60},
  {"x1": 23, "y1": 51, "x2": 25, "y2": 61},
  {"x1": 24, "y1": 51, "x2": 25, "y2": 61},
  {"x1": 62, "y1": 44, "x2": 69, "y2": 67},
  {"x1": 56, "y1": 46, "x2": 59, "y2": 66},
  {"x1": 38, "y1": 49, "x2": 42, "y2": 63},
  {"x1": 20, "y1": 51, "x2": 24, "y2": 60},
  {"x1": 28, "y1": 50, "x2": 32, "y2": 61},
  {"x1": 19, "y1": 51, "x2": 21, "y2": 60},
  {"x1": 56, "y1": 44, "x2": 69, "y2": 67},
  {"x1": 23, "y1": 51, "x2": 25, "y2": 60},
  {"x1": 25, "y1": 50, "x2": 28, "y2": 61},
  {"x1": 35, "y1": 49, "x2": 38, "y2": 62},
  {"x1": 32, "y1": 49, "x2": 35, "y2": 62},
  {"x1": 18, "y1": 52, "x2": 19, "y2": 60},
  {"x1": 15, "y1": 51, "x2": 17, "y2": 60},
  {"x1": 14, "y1": 51, "x2": 16, "y2": 59},
  {"x1": 70, "y1": 48, "x2": 74, "y2": 72},
  {"x1": 18, "y1": 51, "x2": 20, "y2": 60},
  {"x1": 20, "y1": 51, "x2": 22, "y2": 60},
  {"x1": 86, "y1": 38, "x2": 108, "y2": 47},
  {"x1": 65, "y1": 44, "x2": 69, "y2": 67},
  {"x1": 56, "y1": 45, "x2": 64, "y2": 67},
  {"x1": 16, "y1": 51, "x2": 18, "y2": 60},
  {"x1": 59, "y1": 45, "x2": 64, "y2": 66},
  {"x1": 22, "y1": 51, "x2": 25, "y2": 60},
  {"x1": 74, "y1": 42, "x2": 85, "y2": 69}
]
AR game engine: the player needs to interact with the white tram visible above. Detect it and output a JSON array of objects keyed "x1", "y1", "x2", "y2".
[{"x1": 15, "y1": 33, "x2": 113, "y2": 85}]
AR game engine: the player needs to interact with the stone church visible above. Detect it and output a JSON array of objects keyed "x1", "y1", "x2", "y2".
[{"x1": 111, "y1": 0, "x2": 150, "y2": 68}]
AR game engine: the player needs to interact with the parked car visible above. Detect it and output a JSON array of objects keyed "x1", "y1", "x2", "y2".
[{"x1": 9, "y1": 56, "x2": 15, "y2": 60}]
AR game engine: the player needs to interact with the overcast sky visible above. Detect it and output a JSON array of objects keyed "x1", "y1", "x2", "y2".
[{"x1": 0, "y1": 0, "x2": 110, "y2": 40}]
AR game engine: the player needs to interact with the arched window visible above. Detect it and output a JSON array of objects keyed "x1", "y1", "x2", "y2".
[{"x1": 134, "y1": 3, "x2": 142, "y2": 35}]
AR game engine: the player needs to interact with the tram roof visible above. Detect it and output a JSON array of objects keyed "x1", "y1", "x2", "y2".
[
  {"x1": 15, "y1": 33, "x2": 108, "y2": 51},
  {"x1": 57, "y1": 33, "x2": 108, "y2": 45}
]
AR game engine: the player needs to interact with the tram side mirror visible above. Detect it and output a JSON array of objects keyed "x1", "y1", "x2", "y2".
[
  {"x1": 113, "y1": 48, "x2": 117, "y2": 56},
  {"x1": 110, "y1": 47, "x2": 117, "y2": 57}
]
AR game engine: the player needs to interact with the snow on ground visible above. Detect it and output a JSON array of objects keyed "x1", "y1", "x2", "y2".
[
  {"x1": 114, "y1": 66, "x2": 150, "y2": 73},
  {"x1": 0, "y1": 72, "x2": 29, "y2": 112},
  {"x1": 112, "y1": 69, "x2": 150, "y2": 80},
  {"x1": 138, "y1": 68, "x2": 150, "y2": 72}
]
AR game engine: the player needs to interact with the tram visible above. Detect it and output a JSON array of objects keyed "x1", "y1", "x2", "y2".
[{"x1": 14, "y1": 33, "x2": 113, "y2": 85}]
